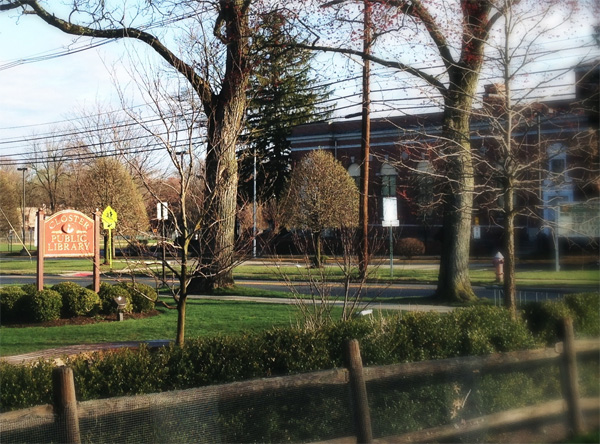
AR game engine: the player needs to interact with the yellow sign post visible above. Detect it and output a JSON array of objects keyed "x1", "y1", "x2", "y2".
[{"x1": 101, "y1": 206, "x2": 118, "y2": 269}]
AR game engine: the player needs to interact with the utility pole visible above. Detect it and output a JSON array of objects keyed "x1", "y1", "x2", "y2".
[
  {"x1": 358, "y1": 0, "x2": 372, "y2": 278},
  {"x1": 253, "y1": 147, "x2": 257, "y2": 258}
]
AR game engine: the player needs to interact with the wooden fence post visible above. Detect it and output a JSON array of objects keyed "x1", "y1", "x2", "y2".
[
  {"x1": 344, "y1": 339, "x2": 373, "y2": 443},
  {"x1": 560, "y1": 317, "x2": 584, "y2": 437},
  {"x1": 52, "y1": 367, "x2": 81, "y2": 444}
]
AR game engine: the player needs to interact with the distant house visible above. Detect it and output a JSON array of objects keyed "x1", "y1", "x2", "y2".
[{"x1": 288, "y1": 63, "x2": 599, "y2": 256}]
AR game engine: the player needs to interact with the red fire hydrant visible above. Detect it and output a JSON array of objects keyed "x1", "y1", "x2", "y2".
[{"x1": 493, "y1": 252, "x2": 504, "y2": 282}]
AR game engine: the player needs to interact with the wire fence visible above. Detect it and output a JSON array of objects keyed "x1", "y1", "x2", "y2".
[
  {"x1": 492, "y1": 288, "x2": 564, "y2": 306},
  {"x1": 2, "y1": 325, "x2": 598, "y2": 443}
]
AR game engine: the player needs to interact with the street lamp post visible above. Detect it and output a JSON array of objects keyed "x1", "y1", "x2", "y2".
[{"x1": 17, "y1": 167, "x2": 27, "y2": 255}]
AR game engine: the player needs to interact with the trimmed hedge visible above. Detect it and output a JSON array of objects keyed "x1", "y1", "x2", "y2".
[
  {"x1": 395, "y1": 237, "x2": 425, "y2": 259},
  {"x1": 24, "y1": 289, "x2": 62, "y2": 323},
  {"x1": 96, "y1": 283, "x2": 133, "y2": 315},
  {"x1": 564, "y1": 293, "x2": 600, "y2": 337},
  {"x1": 1, "y1": 293, "x2": 597, "y2": 436},
  {"x1": 1, "y1": 306, "x2": 539, "y2": 411},
  {"x1": 0, "y1": 286, "x2": 26, "y2": 323},
  {"x1": 522, "y1": 293, "x2": 599, "y2": 344},
  {"x1": 52, "y1": 282, "x2": 100, "y2": 318}
]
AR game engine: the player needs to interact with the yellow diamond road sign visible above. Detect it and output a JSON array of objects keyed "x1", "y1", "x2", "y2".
[{"x1": 102, "y1": 206, "x2": 117, "y2": 230}]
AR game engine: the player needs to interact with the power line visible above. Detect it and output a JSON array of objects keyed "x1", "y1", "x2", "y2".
[{"x1": 0, "y1": 31, "x2": 595, "y2": 162}]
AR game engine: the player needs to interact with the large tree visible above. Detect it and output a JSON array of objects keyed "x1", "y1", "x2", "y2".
[
  {"x1": 0, "y1": 168, "x2": 21, "y2": 237},
  {"x1": 72, "y1": 157, "x2": 149, "y2": 234},
  {"x1": 293, "y1": 0, "x2": 508, "y2": 301},
  {"x1": 0, "y1": 0, "x2": 258, "y2": 292}
]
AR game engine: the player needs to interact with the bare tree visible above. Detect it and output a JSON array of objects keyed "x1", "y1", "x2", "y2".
[
  {"x1": 0, "y1": 0, "x2": 275, "y2": 292},
  {"x1": 27, "y1": 133, "x2": 75, "y2": 213},
  {"x1": 115, "y1": 65, "x2": 255, "y2": 345},
  {"x1": 291, "y1": 0, "x2": 511, "y2": 302},
  {"x1": 277, "y1": 150, "x2": 380, "y2": 327},
  {"x1": 473, "y1": 0, "x2": 598, "y2": 316}
]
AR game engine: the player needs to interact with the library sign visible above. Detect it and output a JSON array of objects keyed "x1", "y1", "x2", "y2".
[
  {"x1": 36, "y1": 209, "x2": 100, "y2": 292},
  {"x1": 45, "y1": 210, "x2": 95, "y2": 257}
]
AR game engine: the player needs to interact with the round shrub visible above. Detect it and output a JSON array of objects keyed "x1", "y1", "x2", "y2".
[
  {"x1": 0, "y1": 286, "x2": 27, "y2": 323},
  {"x1": 452, "y1": 306, "x2": 537, "y2": 354},
  {"x1": 20, "y1": 283, "x2": 38, "y2": 296},
  {"x1": 563, "y1": 293, "x2": 600, "y2": 337},
  {"x1": 97, "y1": 283, "x2": 132, "y2": 315},
  {"x1": 521, "y1": 300, "x2": 572, "y2": 345},
  {"x1": 117, "y1": 282, "x2": 158, "y2": 313},
  {"x1": 395, "y1": 237, "x2": 425, "y2": 259},
  {"x1": 52, "y1": 282, "x2": 101, "y2": 318},
  {"x1": 24, "y1": 289, "x2": 62, "y2": 323}
]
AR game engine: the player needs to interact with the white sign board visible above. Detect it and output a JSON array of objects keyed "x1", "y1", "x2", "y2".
[
  {"x1": 473, "y1": 226, "x2": 481, "y2": 239},
  {"x1": 157, "y1": 202, "x2": 169, "y2": 221},
  {"x1": 382, "y1": 197, "x2": 399, "y2": 227},
  {"x1": 557, "y1": 202, "x2": 600, "y2": 238}
]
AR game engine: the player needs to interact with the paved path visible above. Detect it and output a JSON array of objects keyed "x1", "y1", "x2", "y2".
[
  {"x1": 1, "y1": 340, "x2": 172, "y2": 366},
  {"x1": 190, "y1": 294, "x2": 454, "y2": 312}
]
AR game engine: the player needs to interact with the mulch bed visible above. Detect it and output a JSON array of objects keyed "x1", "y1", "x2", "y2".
[{"x1": 3, "y1": 310, "x2": 160, "y2": 328}]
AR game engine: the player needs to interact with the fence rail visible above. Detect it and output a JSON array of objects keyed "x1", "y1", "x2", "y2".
[{"x1": 1, "y1": 319, "x2": 598, "y2": 443}]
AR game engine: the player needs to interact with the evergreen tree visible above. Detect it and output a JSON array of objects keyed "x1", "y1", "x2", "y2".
[{"x1": 240, "y1": 13, "x2": 334, "y2": 202}]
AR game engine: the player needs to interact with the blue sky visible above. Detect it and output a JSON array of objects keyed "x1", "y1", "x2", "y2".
[
  {"x1": 0, "y1": 12, "x2": 129, "y2": 147},
  {"x1": 0, "y1": 3, "x2": 598, "y2": 166}
]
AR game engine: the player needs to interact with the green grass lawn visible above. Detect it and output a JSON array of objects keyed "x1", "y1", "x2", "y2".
[
  {"x1": 0, "y1": 299, "x2": 301, "y2": 357},
  {"x1": 1, "y1": 256, "x2": 598, "y2": 286},
  {"x1": 1, "y1": 255, "x2": 597, "y2": 357},
  {"x1": 0, "y1": 258, "x2": 153, "y2": 275},
  {"x1": 237, "y1": 263, "x2": 599, "y2": 287}
]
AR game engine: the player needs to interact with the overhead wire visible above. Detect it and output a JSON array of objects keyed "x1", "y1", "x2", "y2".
[{"x1": 0, "y1": 26, "x2": 596, "y2": 165}]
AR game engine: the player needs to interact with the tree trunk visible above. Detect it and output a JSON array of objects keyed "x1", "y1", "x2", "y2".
[
  {"x1": 188, "y1": 0, "x2": 249, "y2": 293},
  {"x1": 176, "y1": 224, "x2": 189, "y2": 345},
  {"x1": 187, "y1": 107, "x2": 243, "y2": 293},
  {"x1": 435, "y1": 74, "x2": 477, "y2": 303},
  {"x1": 314, "y1": 230, "x2": 323, "y2": 267},
  {"x1": 176, "y1": 296, "x2": 187, "y2": 346},
  {"x1": 503, "y1": 182, "x2": 517, "y2": 318}
]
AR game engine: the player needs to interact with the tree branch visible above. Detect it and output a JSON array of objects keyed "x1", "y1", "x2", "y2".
[
  {"x1": 294, "y1": 41, "x2": 447, "y2": 95},
  {"x1": 13, "y1": 0, "x2": 214, "y2": 106},
  {"x1": 0, "y1": 1, "x2": 26, "y2": 11},
  {"x1": 384, "y1": 0, "x2": 454, "y2": 69}
]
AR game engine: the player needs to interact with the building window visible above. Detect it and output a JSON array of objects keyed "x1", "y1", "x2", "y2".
[
  {"x1": 348, "y1": 163, "x2": 361, "y2": 188},
  {"x1": 550, "y1": 158, "x2": 565, "y2": 174},
  {"x1": 380, "y1": 163, "x2": 396, "y2": 197}
]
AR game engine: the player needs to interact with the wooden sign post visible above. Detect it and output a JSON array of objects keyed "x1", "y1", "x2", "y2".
[{"x1": 36, "y1": 209, "x2": 101, "y2": 293}]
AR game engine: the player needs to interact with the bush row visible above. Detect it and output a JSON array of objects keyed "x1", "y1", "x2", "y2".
[
  {"x1": 0, "y1": 282, "x2": 157, "y2": 324},
  {"x1": 1, "y1": 305, "x2": 538, "y2": 411},
  {"x1": 1, "y1": 294, "x2": 597, "y2": 415},
  {"x1": 522, "y1": 292, "x2": 600, "y2": 344}
]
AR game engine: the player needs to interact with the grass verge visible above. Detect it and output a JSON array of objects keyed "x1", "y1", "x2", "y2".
[
  {"x1": 1, "y1": 257, "x2": 598, "y2": 287},
  {"x1": 0, "y1": 299, "x2": 300, "y2": 357}
]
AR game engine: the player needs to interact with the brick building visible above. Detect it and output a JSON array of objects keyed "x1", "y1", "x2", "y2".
[{"x1": 288, "y1": 64, "x2": 599, "y2": 257}]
